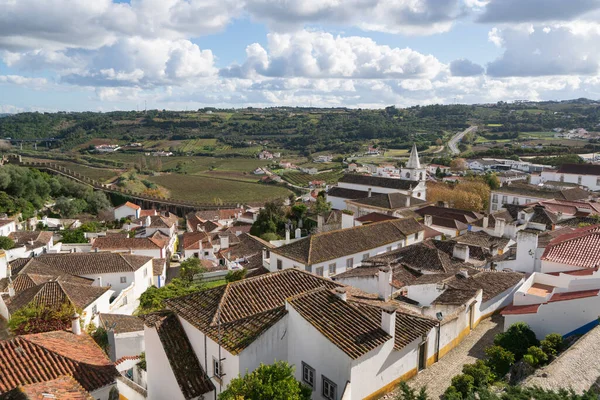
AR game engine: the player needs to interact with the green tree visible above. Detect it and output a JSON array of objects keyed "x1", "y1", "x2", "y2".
[
  {"x1": 462, "y1": 360, "x2": 495, "y2": 388},
  {"x1": 179, "y1": 257, "x2": 206, "y2": 283},
  {"x1": 485, "y1": 345, "x2": 515, "y2": 377},
  {"x1": 540, "y1": 333, "x2": 564, "y2": 357},
  {"x1": 395, "y1": 382, "x2": 429, "y2": 400},
  {"x1": 483, "y1": 173, "x2": 500, "y2": 190},
  {"x1": 312, "y1": 194, "x2": 332, "y2": 214},
  {"x1": 448, "y1": 374, "x2": 474, "y2": 398},
  {"x1": 60, "y1": 229, "x2": 87, "y2": 244},
  {"x1": 0, "y1": 236, "x2": 14, "y2": 250},
  {"x1": 86, "y1": 191, "x2": 112, "y2": 214},
  {"x1": 494, "y1": 322, "x2": 538, "y2": 360},
  {"x1": 523, "y1": 346, "x2": 548, "y2": 367},
  {"x1": 219, "y1": 361, "x2": 311, "y2": 400},
  {"x1": 136, "y1": 278, "x2": 203, "y2": 313},
  {"x1": 226, "y1": 269, "x2": 247, "y2": 283},
  {"x1": 54, "y1": 196, "x2": 88, "y2": 218},
  {"x1": 250, "y1": 201, "x2": 286, "y2": 237}
]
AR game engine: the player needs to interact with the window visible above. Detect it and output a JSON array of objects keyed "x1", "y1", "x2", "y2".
[
  {"x1": 492, "y1": 204, "x2": 498, "y2": 211},
  {"x1": 213, "y1": 357, "x2": 222, "y2": 378},
  {"x1": 578, "y1": 176, "x2": 582, "y2": 185},
  {"x1": 362, "y1": 253, "x2": 370, "y2": 261},
  {"x1": 328, "y1": 263, "x2": 336, "y2": 275},
  {"x1": 91, "y1": 305, "x2": 97, "y2": 315},
  {"x1": 306, "y1": 265, "x2": 313, "y2": 273},
  {"x1": 143, "y1": 268, "x2": 148, "y2": 277},
  {"x1": 316, "y1": 266, "x2": 324, "y2": 276},
  {"x1": 120, "y1": 276, "x2": 127, "y2": 284},
  {"x1": 501, "y1": 195, "x2": 507, "y2": 204},
  {"x1": 492, "y1": 194, "x2": 498, "y2": 203},
  {"x1": 386, "y1": 246, "x2": 392, "y2": 252},
  {"x1": 512, "y1": 198, "x2": 519, "y2": 205},
  {"x1": 276, "y1": 259, "x2": 282, "y2": 270},
  {"x1": 596, "y1": 177, "x2": 600, "y2": 186},
  {"x1": 322, "y1": 376, "x2": 337, "y2": 400},
  {"x1": 526, "y1": 199, "x2": 531, "y2": 204},
  {"x1": 122, "y1": 296, "x2": 128, "y2": 306},
  {"x1": 560, "y1": 174, "x2": 565, "y2": 182},
  {"x1": 346, "y1": 258, "x2": 353, "y2": 269},
  {"x1": 302, "y1": 362, "x2": 315, "y2": 389}
]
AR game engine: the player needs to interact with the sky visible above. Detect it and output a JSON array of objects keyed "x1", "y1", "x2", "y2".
[{"x1": 2, "y1": 0, "x2": 600, "y2": 112}]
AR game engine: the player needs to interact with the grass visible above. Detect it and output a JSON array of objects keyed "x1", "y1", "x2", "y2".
[
  {"x1": 519, "y1": 132, "x2": 556, "y2": 139},
  {"x1": 203, "y1": 279, "x2": 227, "y2": 289},
  {"x1": 487, "y1": 123, "x2": 503, "y2": 127},
  {"x1": 147, "y1": 173, "x2": 292, "y2": 204},
  {"x1": 23, "y1": 158, "x2": 120, "y2": 183}
]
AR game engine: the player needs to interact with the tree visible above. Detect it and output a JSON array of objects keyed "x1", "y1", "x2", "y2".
[
  {"x1": 179, "y1": 257, "x2": 206, "y2": 283},
  {"x1": 290, "y1": 203, "x2": 308, "y2": 223},
  {"x1": 0, "y1": 236, "x2": 14, "y2": 250},
  {"x1": 447, "y1": 374, "x2": 474, "y2": 398},
  {"x1": 462, "y1": 360, "x2": 495, "y2": 388},
  {"x1": 54, "y1": 196, "x2": 88, "y2": 218},
  {"x1": 219, "y1": 361, "x2": 311, "y2": 400},
  {"x1": 450, "y1": 158, "x2": 468, "y2": 172},
  {"x1": 137, "y1": 278, "x2": 203, "y2": 313},
  {"x1": 485, "y1": 345, "x2": 515, "y2": 377},
  {"x1": 87, "y1": 191, "x2": 111, "y2": 214},
  {"x1": 250, "y1": 201, "x2": 286, "y2": 237},
  {"x1": 494, "y1": 322, "x2": 539, "y2": 360},
  {"x1": 483, "y1": 173, "x2": 500, "y2": 190},
  {"x1": 226, "y1": 269, "x2": 246, "y2": 283},
  {"x1": 540, "y1": 333, "x2": 564, "y2": 357},
  {"x1": 312, "y1": 194, "x2": 332, "y2": 214},
  {"x1": 394, "y1": 382, "x2": 428, "y2": 400},
  {"x1": 523, "y1": 346, "x2": 548, "y2": 367},
  {"x1": 60, "y1": 229, "x2": 87, "y2": 244}
]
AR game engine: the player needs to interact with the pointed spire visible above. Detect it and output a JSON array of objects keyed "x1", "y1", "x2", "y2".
[{"x1": 406, "y1": 143, "x2": 421, "y2": 169}]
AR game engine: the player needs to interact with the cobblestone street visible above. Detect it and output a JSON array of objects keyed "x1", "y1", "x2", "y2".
[{"x1": 383, "y1": 316, "x2": 503, "y2": 399}]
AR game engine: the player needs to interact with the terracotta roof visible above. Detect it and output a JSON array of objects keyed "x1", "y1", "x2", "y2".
[
  {"x1": 348, "y1": 299, "x2": 438, "y2": 350},
  {"x1": 556, "y1": 163, "x2": 600, "y2": 176},
  {"x1": 271, "y1": 218, "x2": 424, "y2": 265},
  {"x1": 326, "y1": 187, "x2": 370, "y2": 200},
  {"x1": 430, "y1": 240, "x2": 488, "y2": 263},
  {"x1": 92, "y1": 236, "x2": 163, "y2": 250},
  {"x1": 152, "y1": 258, "x2": 166, "y2": 276},
  {"x1": 541, "y1": 225, "x2": 600, "y2": 268},
  {"x1": 338, "y1": 174, "x2": 420, "y2": 191},
  {"x1": 453, "y1": 231, "x2": 511, "y2": 250},
  {"x1": 0, "y1": 375, "x2": 94, "y2": 400},
  {"x1": 428, "y1": 216, "x2": 469, "y2": 231},
  {"x1": 29, "y1": 253, "x2": 152, "y2": 275},
  {"x1": 8, "y1": 232, "x2": 53, "y2": 251},
  {"x1": 493, "y1": 184, "x2": 590, "y2": 201},
  {"x1": 354, "y1": 212, "x2": 399, "y2": 224},
  {"x1": 423, "y1": 225, "x2": 443, "y2": 239},
  {"x1": 501, "y1": 303, "x2": 540, "y2": 315},
  {"x1": 146, "y1": 215, "x2": 177, "y2": 229},
  {"x1": 220, "y1": 234, "x2": 274, "y2": 271},
  {"x1": 0, "y1": 331, "x2": 119, "y2": 393},
  {"x1": 0, "y1": 219, "x2": 15, "y2": 228},
  {"x1": 6, "y1": 281, "x2": 110, "y2": 314},
  {"x1": 141, "y1": 312, "x2": 214, "y2": 399},
  {"x1": 11, "y1": 272, "x2": 93, "y2": 293},
  {"x1": 432, "y1": 288, "x2": 479, "y2": 305},
  {"x1": 366, "y1": 241, "x2": 466, "y2": 274},
  {"x1": 8, "y1": 259, "x2": 31, "y2": 275},
  {"x1": 288, "y1": 288, "x2": 392, "y2": 359},
  {"x1": 139, "y1": 209, "x2": 157, "y2": 217},
  {"x1": 99, "y1": 313, "x2": 144, "y2": 334},
  {"x1": 118, "y1": 201, "x2": 141, "y2": 210},
  {"x1": 166, "y1": 269, "x2": 340, "y2": 354},
  {"x1": 415, "y1": 206, "x2": 483, "y2": 224},
  {"x1": 348, "y1": 192, "x2": 427, "y2": 210},
  {"x1": 548, "y1": 289, "x2": 599, "y2": 303},
  {"x1": 333, "y1": 264, "x2": 422, "y2": 289},
  {"x1": 182, "y1": 231, "x2": 210, "y2": 250}
]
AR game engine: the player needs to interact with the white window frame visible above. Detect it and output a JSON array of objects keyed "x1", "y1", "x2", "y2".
[
  {"x1": 276, "y1": 259, "x2": 283, "y2": 270},
  {"x1": 302, "y1": 362, "x2": 315, "y2": 389},
  {"x1": 120, "y1": 276, "x2": 127, "y2": 284},
  {"x1": 346, "y1": 258, "x2": 353, "y2": 269},
  {"x1": 213, "y1": 357, "x2": 222, "y2": 378},
  {"x1": 328, "y1": 263, "x2": 336, "y2": 275},
  {"x1": 362, "y1": 253, "x2": 370, "y2": 261},
  {"x1": 322, "y1": 376, "x2": 337, "y2": 400},
  {"x1": 316, "y1": 266, "x2": 324, "y2": 277}
]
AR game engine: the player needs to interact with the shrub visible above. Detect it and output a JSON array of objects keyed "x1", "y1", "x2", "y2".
[
  {"x1": 225, "y1": 269, "x2": 246, "y2": 283},
  {"x1": 462, "y1": 360, "x2": 495, "y2": 388},
  {"x1": 0, "y1": 236, "x2": 14, "y2": 250},
  {"x1": 443, "y1": 386, "x2": 463, "y2": 400},
  {"x1": 450, "y1": 374, "x2": 474, "y2": 398},
  {"x1": 395, "y1": 382, "x2": 429, "y2": 400},
  {"x1": 494, "y1": 322, "x2": 538, "y2": 360},
  {"x1": 485, "y1": 345, "x2": 515, "y2": 377},
  {"x1": 523, "y1": 346, "x2": 548, "y2": 367},
  {"x1": 540, "y1": 333, "x2": 564, "y2": 357}
]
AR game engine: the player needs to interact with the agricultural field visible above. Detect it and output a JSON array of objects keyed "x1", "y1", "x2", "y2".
[
  {"x1": 147, "y1": 174, "x2": 292, "y2": 204},
  {"x1": 23, "y1": 158, "x2": 121, "y2": 183},
  {"x1": 281, "y1": 170, "x2": 344, "y2": 186},
  {"x1": 518, "y1": 132, "x2": 556, "y2": 140}
]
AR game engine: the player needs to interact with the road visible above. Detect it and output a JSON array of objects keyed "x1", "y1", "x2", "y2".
[{"x1": 448, "y1": 126, "x2": 477, "y2": 155}]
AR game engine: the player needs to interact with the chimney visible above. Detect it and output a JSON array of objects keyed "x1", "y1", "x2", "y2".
[
  {"x1": 380, "y1": 305, "x2": 396, "y2": 337},
  {"x1": 482, "y1": 215, "x2": 489, "y2": 229},
  {"x1": 71, "y1": 313, "x2": 82, "y2": 335},
  {"x1": 457, "y1": 269, "x2": 469, "y2": 279},
  {"x1": 437, "y1": 201, "x2": 448, "y2": 208},
  {"x1": 494, "y1": 218, "x2": 506, "y2": 237},
  {"x1": 377, "y1": 267, "x2": 392, "y2": 300},
  {"x1": 145, "y1": 216, "x2": 151, "y2": 227},
  {"x1": 453, "y1": 243, "x2": 470, "y2": 262},
  {"x1": 96, "y1": 277, "x2": 102, "y2": 287},
  {"x1": 334, "y1": 287, "x2": 347, "y2": 302},
  {"x1": 368, "y1": 188, "x2": 372, "y2": 197},
  {"x1": 405, "y1": 195, "x2": 411, "y2": 208},
  {"x1": 424, "y1": 215, "x2": 433, "y2": 227},
  {"x1": 7, "y1": 277, "x2": 14, "y2": 297},
  {"x1": 295, "y1": 228, "x2": 301, "y2": 239},
  {"x1": 219, "y1": 234, "x2": 229, "y2": 250},
  {"x1": 285, "y1": 229, "x2": 290, "y2": 243}
]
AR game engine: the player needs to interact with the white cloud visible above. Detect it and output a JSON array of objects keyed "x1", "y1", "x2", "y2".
[
  {"x1": 0, "y1": 75, "x2": 48, "y2": 87},
  {"x1": 477, "y1": 0, "x2": 600, "y2": 23},
  {"x1": 221, "y1": 30, "x2": 446, "y2": 80}
]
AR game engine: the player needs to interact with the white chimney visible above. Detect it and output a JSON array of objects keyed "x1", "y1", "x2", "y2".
[
  {"x1": 295, "y1": 228, "x2": 301, "y2": 239},
  {"x1": 145, "y1": 216, "x2": 151, "y2": 227},
  {"x1": 72, "y1": 313, "x2": 82, "y2": 335},
  {"x1": 494, "y1": 218, "x2": 506, "y2": 237},
  {"x1": 424, "y1": 215, "x2": 433, "y2": 227},
  {"x1": 377, "y1": 267, "x2": 393, "y2": 300},
  {"x1": 482, "y1": 215, "x2": 489, "y2": 229},
  {"x1": 453, "y1": 243, "x2": 470, "y2": 262},
  {"x1": 7, "y1": 277, "x2": 14, "y2": 297},
  {"x1": 380, "y1": 305, "x2": 396, "y2": 337},
  {"x1": 96, "y1": 277, "x2": 102, "y2": 287},
  {"x1": 405, "y1": 196, "x2": 411, "y2": 208},
  {"x1": 220, "y1": 234, "x2": 229, "y2": 250},
  {"x1": 457, "y1": 269, "x2": 469, "y2": 279},
  {"x1": 285, "y1": 229, "x2": 290, "y2": 243},
  {"x1": 334, "y1": 287, "x2": 347, "y2": 302},
  {"x1": 368, "y1": 188, "x2": 372, "y2": 197}
]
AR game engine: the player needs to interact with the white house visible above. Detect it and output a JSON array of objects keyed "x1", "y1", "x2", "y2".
[
  {"x1": 92, "y1": 235, "x2": 168, "y2": 259},
  {"x1": 99, "y1": 313, "x2": 146, "y2": 362},
  {"x1": 0, "y1": 219, "x2": 16, "y2": 237},
  {"x1": 488, "y1": 184, "x2": 589, "y2": 213},
  {"x1": 144, "y1": 268, "x2": 442, "y2": 400},
  {"x1": 114, "y1": 201, "x2": 141, "y2": 221},
  {"x1": 7, "y1": 230, "x2": 55, "y2": 259},
  {"x1": 335, "y1": 173, "x2": 427, "y2": 200},
  {"x1": 532, "y1": 163, "x2": 600, "y2": 191},
  {"x1": 267, "y1": 218, "x2": 425, "y2": 279},
  {"x1": 344, "y1": 192, "x2": 429, "y2": 218}
]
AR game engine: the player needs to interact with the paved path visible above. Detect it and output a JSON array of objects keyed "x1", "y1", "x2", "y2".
[
  {"x1": 383, "y1": 316, "x2": 502, "y2": 399},
  {"x1": 448, "y1": 126, "x2": 477, "y2": 155}
]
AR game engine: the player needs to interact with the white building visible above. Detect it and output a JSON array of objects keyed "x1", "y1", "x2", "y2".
[
  {"x1": 532, "y1": 163, "x2": 600, "y2": 191},
  {"x1": 144, "y1": 268, "x2": 442, "y2": 400},
  {"x1": 267, "y1": 218, "x2": 425, "y2": 279},
  {"x1": 92, "y1": 235, "x2": 169, "y2": 259},
  {"x1": 344, "y1": 192, "x2": 429, "y2": 218},
  {"x1": 114, "y1": 201, "x2": 141, "y2": 221},
  {"x1": 100, "y1": 313, "x2": 146, "y2": 362},
  {"x1": 488, "y1": 184, "x2": 590, "y2": 213},
  {"x1": 0, "y1": 219, "x2": 16, "y2": 237}
]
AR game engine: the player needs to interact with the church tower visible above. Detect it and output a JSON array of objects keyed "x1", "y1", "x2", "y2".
[{"x1": 402, "y1": 144, "x2": 426, "y2": 181}]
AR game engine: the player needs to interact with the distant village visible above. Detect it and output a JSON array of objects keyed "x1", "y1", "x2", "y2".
[{"x1": 2, "y1": 143, "x2": 600, "y2": 399}]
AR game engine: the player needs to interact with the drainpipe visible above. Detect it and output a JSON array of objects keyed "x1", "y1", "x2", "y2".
[{"x1": 436, "y1": 322, "x2": 441, "y2": 362}]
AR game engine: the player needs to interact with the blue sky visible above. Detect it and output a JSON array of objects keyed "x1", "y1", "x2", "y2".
[{"x1": 1, "y1": 0, "x2": 600, "y2": 112}]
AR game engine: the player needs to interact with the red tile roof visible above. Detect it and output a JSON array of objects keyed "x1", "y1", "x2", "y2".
[
  {"x1": 119, "y1": 201, "x2": 141, "y2": 210},
  {"x1": 92, "y1": 236, "x2": 163, "y2": 250},
  {"x1": 0, "y1": 331, "x2": 119, "y2": 393},
  {"x1": 549, "y1": 289, "x2": 599, "y2": 303},
  {"x1": 354, "y1": 212, "x2": 399, "y2": 224},
  {"x1": 182, "y1": 231, "x2": 210, "y2": 250},
  {"x1": 542, "y1": 225, "x2": 600, "y2": 268},
  {"x1": 501, "y1": 303, "x2": 541, "y2": 315},
  {"x1": 0, "y1": 375, "x2": 94, "y2": 399}
]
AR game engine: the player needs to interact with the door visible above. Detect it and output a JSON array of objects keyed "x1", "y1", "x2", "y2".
[
  {"x1": 418, "y1": 341, "x2": 427, "y2": 371},
  {"x1": 469, "y1": 303, "x2": 475, "y2": 330}
]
